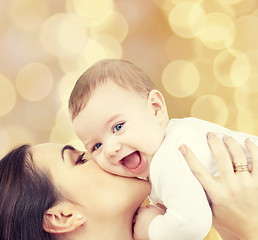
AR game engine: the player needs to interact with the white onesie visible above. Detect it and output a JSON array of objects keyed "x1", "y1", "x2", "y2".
[{"x1": 148, "y1": 117, "x2": 258, "y2": 240}]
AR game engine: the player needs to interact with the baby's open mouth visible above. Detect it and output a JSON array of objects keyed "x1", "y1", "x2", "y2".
[{"x1": 120, "y1": 151, "x2": 141, "y2": 169}]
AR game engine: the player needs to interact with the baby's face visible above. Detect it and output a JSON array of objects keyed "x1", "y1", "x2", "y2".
[{"x1": 72, "y1": 81, "x2": 165, "y2": 178}]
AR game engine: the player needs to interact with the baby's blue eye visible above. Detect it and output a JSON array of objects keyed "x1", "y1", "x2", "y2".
[
  {"x1": 93, "y1": 143, "x2": 102, "y2": 151},
  {"x1": 113, "y1": 123, "x2": 124, "y2": 133}
]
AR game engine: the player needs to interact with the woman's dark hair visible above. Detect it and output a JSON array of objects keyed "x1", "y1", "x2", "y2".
[{"x1": 0, "y1": 145, "x2": 60, "y2": 240}]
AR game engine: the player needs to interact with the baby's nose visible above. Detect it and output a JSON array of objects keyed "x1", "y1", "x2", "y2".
[{"x1": 105, "y1": 143, "x2": 121, "y2": 159}]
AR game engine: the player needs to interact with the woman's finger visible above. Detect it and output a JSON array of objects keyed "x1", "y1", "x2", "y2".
[
  {"x1": 179, "y1": 144, "x2": 215, "y2": 192},
  {"x1": 206, "y1": 132, "x2": 234, "y2": 176},
  {"x1": 245, "y1": 139, "x2": 258, "y2": 175},
  {"x1": 223, "y1": 135, "x2": 249, "y2": 175}
]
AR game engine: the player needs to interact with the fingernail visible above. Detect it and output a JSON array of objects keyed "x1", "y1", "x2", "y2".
[
  {"x1": 207, "y1": 132, "x2": 215, "y2": 139},
  {"x1": 223, "y1": 135, "x2": 230, "y2": 142},
  {"x1": 179, "y1": 145, "x2": 187, "y2": 154}
]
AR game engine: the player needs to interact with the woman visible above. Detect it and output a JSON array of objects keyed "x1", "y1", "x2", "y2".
[
  {"x1": 1, "y1": 139, "x2": 257, "y2": 240},
  {"x1": 180, "y1": 133, "x2": 258, "y2": 240},
  {"x1": 0, "y1": 142, "x2": 151, "y2": 240}
]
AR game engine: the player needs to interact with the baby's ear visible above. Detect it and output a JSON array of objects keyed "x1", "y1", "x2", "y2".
[
  {"x1": 43, "y1": 201, "x2": 86, "y2": 234},
  {"x1": 147, "y1": 90, "x2": 168, "y2": 121}
]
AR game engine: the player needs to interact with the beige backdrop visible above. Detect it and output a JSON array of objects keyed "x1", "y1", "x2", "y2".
[{"x1": 0, "y1": 0, "x2": 258, "y2": 158}]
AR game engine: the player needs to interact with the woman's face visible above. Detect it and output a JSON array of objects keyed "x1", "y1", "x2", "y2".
[{"x1": 30, "y1": 143, "x2": 150, "y2": 217}]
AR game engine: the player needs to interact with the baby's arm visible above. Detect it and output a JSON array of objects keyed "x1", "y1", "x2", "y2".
[
  {"x1": 148, "y1": 198, "x2": 212, "y2": 240},
  {"x1": 148, "y1": 151, "x2": 212, "y2": 240},
  {"x1": 133, "y1": 205, "x2": 165, "y2": 240}
]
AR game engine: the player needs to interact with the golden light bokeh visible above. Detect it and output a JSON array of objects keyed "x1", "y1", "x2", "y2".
[
  {"x1": 233, "y1": 16, "x2": 258, "y2": 51},
  {"x1": 55, "y1": 105, "x2": 71, "y2": 126},
  {"x1": 152, "y1": 0, "x2": 174, "y2": 13},
  {"x1": 168, "y1": 2, "x2": 206, "y2": 38},
  {"x1": 191, "y1": 95, "x2": 228, "y2": 126},
  {"x1": 72, "y1": 0, "x2": 113, "y2": 20},
  {"x1": 83, "y1": 34, "x2": 122, "y2": 66},
  {"x1": 16, "y1": 63, "x2": 53, "y2": 101},
  {"x1": 5, "y1": 124, "x2": 35, "y2": 152},
  {"x1": 40, "y1": 13, "x2": 89, "y2": 57},
  {"x1": 58, "y1": 71, "x2": 82, "y2": 104},
  {"x1": 50, "y1": 105, "x2": 78, "y2": 144},
  {"x1": 0, "y1": 75, "x2": 16, "y2": 117},
  {"x1": 171, "y1": 0, "x2": 204, "y2": 4},
  {"x1": 0, "y1": 123, "x2": 10, "y2": 158},
  {"x1": 49, "y1": 121, "x2": 77, "y2": 144},
  {"x1": 58, "y1": 54, "x2": 88, "y2": 74},
  {"x1": 235, "y1": 87, "x2": 258, "y2": 117},
  {"x1": 237, "y1": 51, "x2": 258, "y2": 94},
  {"x1": 199, "y1": 12, "x2": 235, "y2": 50},
  {"x1": 26, "y1": 100, "x2": 56, "y2": 131},
  {"x1": 213, "y1": 49, "x2": 250, "y2": 87},
  {"x1": 90, "y1": 11, "x2": 129, "y2": 43},
  {"x1": 237, "y1": 111, "x2": 257, "y2": 134},
  {"x1": 220, "y1": 0, "x2": 242, "y2": 4},
  {"x1": 165, "y1": 35, "x2": 204, "y2": 63},
  {"x1": 162, "y1": 60, "x2": 200, "y2": 97},
  {"x1": 0, "y1": 0, "x2": 258, "y2": 162},
  {"x1": 10, "y1": 0, "x2": 49, "y2": 32}
]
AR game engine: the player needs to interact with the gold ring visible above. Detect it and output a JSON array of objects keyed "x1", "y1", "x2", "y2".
[{"x1": 234, "y1": 163, "x2": 249, "y2": 172}]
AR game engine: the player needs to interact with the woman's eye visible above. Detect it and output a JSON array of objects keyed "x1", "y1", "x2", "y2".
[
  {"x1": 113, "y1": 123, "x2": 124, "y2": 133},
  {"x1": 75, "y1": 153, "x2": 87, "y2": 165},
  {"x1": 93, "y1": 143, "x2": 102, "y2": 151}
]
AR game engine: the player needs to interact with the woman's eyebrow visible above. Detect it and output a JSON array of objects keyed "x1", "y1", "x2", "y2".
[{"x1": 61, "y1": 145, "x2": 75, "y2": 161}]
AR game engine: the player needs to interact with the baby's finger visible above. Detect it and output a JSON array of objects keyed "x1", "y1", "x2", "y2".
[
  {"x1": 206, "y1": 132, "x2": 234, "y2": 176},
  {"x1": 245, "y1": 139, "x2": 258, "y2": 175},
  {"x1": 179, "y1": 144, "x2": 215, "y2": 191}
]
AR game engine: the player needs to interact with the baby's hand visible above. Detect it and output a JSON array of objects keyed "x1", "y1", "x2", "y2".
[{"x1": 133, "y1": 205, "x2": 165, "y2": 240}]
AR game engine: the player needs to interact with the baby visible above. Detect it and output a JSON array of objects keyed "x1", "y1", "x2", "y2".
[{"x1": 69, "y1": 59, "x2": 258, "y2": 240}]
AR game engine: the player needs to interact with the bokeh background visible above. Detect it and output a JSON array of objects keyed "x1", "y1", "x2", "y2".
[{"x1": 0, "y1": 0, "x2": 258, "y2": 158}]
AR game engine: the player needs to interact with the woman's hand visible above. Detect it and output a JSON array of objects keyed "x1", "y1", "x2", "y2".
[{"x1": 179, "y1": 132, "x2": 258, "y2": 240}]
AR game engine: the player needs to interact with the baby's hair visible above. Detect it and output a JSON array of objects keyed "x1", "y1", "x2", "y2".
[{"x1": 69, "y1": 59, "x2": 155, "y2": 120}]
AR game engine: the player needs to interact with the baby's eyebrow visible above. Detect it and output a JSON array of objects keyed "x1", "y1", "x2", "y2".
[
  {"x1": 105, "y1": 114, "x2": 120, "y2": 127},
  {"x1": 61, "y1": 145, "x2": 75, "y2": 161}
]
